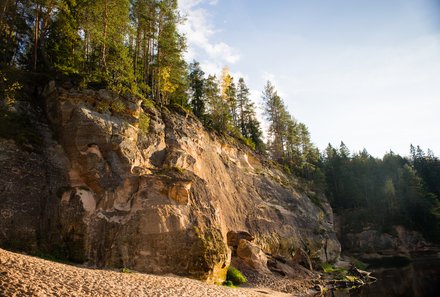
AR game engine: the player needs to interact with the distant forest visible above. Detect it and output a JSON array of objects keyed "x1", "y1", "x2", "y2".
[
  {"x1": 1, "y1": 1, "x2": 439, "y2": 242},
  {"x1": 324, "y1": 143, "x2": 440, "y2": 242}
]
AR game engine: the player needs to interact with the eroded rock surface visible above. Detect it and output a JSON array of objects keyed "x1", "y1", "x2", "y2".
[{"x1": 0, "y1": 83, "x2": 341, "y2": 283}]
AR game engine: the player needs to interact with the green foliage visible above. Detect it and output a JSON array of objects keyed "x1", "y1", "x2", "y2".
[
  {"x1": 110, "y1": 100, "x2": 126, "y2": 113},
  {"x1": 0, "y1": 70, "x2": 22, "y2": 108},
  {"x1": 142, "y1": 98, "x2": 155, "y2": 110},
  {"x1": 309, "y1": 193, "x2": 324, "y2": 209},
  {"x1": 170, "y1": 102, "x2": 192, "y2": 116},
  {"x1": 222, "y1": 280, "x2": 235, "y2": 287},
  {"x1": 2, "y1": 0, "x2": 187, "y2": 103},
  {"x1": 121, "y1": 267, "x2": 133, "y2": 273},
  {"x1": 226, "y1": 266, "x2": 247, "y2": 285},
  {"x1": 188, "y1": 61, "x2": 206, "y2": 118},
  {"x1": 321, "y1": 262, "x2": 336, "y2": 273},
  {"x1": 138, "y1": 112, "x2": 150, "y2": 133},
  {"x1": 323, "y1": 143, "x2": 440, "y2": 243},
  {"x1": 243, "y1": 137, "x2": 256, "y2": 150},
  {"x1": 321, "y1": 263, "x2": 348, "y2": 280},
  {"x1": 0, "y1": 108, "x2": 42, "y2": 151},
  {"x1": 261, "y1": 80, "x2": 323, "y2": 184},
  {"x1": 96, "y1": 101, "x2": 111, "y2": 113},
  {"x1": 0, "y1": 1, "x2": 28, "y2": 66}
]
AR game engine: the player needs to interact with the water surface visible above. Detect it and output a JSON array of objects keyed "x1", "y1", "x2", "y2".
[{"x1": 326, "y1": 258, "x2": 440, "y2": 297}]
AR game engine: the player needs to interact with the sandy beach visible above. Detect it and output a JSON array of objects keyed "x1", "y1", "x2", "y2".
[{"x1": 0, "y1": 248, "x2": 293, "y2": 297}]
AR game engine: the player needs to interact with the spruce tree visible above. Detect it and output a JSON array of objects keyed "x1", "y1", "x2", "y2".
[
  {"x1": 188, "y1": 61, "x2": 206, "y2": 119},
  {"x1": 262, "y1": 81, "x2": 288, "y2": 162}
]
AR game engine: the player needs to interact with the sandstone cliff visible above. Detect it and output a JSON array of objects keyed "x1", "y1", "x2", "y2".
[{"x1": 0, "y1": 82, "x2": 340, "y2": 283}]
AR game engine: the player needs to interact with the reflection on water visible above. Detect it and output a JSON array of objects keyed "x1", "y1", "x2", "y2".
[{"x1": 325, "y1": 258, "x2": 440, "y2": 297}]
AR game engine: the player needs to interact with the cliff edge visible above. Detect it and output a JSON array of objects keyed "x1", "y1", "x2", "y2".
[{"x1": 0, "y1": 82, "x2": 340, "y2": 283}]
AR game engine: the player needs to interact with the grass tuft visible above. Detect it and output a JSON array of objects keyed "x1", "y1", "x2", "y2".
[{"x1": 225, "y1": 266, "x2": 246, "y2": 286}]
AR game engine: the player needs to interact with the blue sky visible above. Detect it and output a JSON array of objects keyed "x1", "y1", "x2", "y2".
[{"x1": 178, "y1": 0, "x2": 440, "y2": 157}]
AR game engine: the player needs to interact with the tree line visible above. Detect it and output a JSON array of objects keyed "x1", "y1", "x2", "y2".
[
  {"x1": 1, "y1": 0, "x2": 187, "y2": 104},
  {"x1": 323, "y1": 143, "x2": 440, "y2": 242}
]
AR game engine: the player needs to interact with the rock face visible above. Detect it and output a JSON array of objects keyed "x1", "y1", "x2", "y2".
[
  {"x1": 341, "y1": 225, "x2": 427, "y2": 258},
  {"x1": 0, "y1": 83, "x2": 341, "y2": 283}
]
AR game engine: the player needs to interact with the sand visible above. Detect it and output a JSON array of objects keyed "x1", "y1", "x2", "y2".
[{"x1": 0, "y1": 248, "x2": 293, "y2": 297}]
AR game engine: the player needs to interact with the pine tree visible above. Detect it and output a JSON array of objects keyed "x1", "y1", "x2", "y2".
[
  {"x1": 83, "y1": 0, "x2": 134, "y2": 89},
  {"x1": 220, "y1": 67, "x2": 237, "y2": 125},
  {"x1": 236, "y1": 77, "x2": 250, "y2": 135},
  {"x1": 205, "y1": 74, "x2": 231, "y2": 132},
  {"x1": 46, "y1": 0, "x2": 84, "y2": 75},
  {"x1": 262, "y1": 81, "x2": 288, "y2": 162},
  {"x1": 188, "y1": 61, "x2": 206, "y2": 119},
  {"x1": 154, "y1": 0, "x2": 187, "y2": 105},
  {"x1": 0, "y1": 0, "x2": 28, "y2": 66},
  {"x1": 235, "y1": 77, "x2": 264, "y2": 151}
]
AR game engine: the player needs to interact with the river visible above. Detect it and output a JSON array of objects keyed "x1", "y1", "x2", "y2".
[{"x1": 325, "y1": 257, "x2": 440, "y2": 297}]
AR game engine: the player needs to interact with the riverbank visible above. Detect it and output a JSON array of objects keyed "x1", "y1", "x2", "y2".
[{"x1": 338, "y1": 256, "x2": 440, "y2": 297}]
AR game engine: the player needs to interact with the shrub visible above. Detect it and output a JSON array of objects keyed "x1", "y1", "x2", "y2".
[
  {"x1": 226, "y1": 266, "x2": 246, "y2": 285},
  {"x1": 321, "y1": 262, "x2": 335, "y2": 273},
  {"x1": 142, "y1": 98, "x2": 155, "y2": 110},
  {"x1": 121, "y1": 267, "x2": 132, "y2": 273},
  {"x1": 222, "y1": 280, "x2": 235, "y2": 287},
  {"x1": 139, "y1": 112, "x2": 149, "y2": 133},
  {"x1": 111, "y1": 99, "x2": 126, "y2": 113},
  {"x1": 0, "y1": 70, "x2": 22, "y2": 108},
  {"x1": 243, "y1": 137, "x2": 256, "y2": 150},
  {"x1": 321, "y1": 263, "x2": 348, "y2": 280}
]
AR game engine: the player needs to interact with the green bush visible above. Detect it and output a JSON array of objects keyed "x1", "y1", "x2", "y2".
[
  {"x1": 243, "y1": 137, "x2": 256, "y2": 150},
  {"x1": 121, "y1": 267, "x2": 133, "y2": 273},
  {"x1": 142, "y1": 98, "x2": 155, "y2": 110},
  {"x1": 222, "y1": 280, "x2": 235, "y2": 287},
  {"x1": 226, "y1": 266, "x2": 246, "y2": 285},
  {"x1": 0, "y1": 70, "x2": 22, "y2": 108}
]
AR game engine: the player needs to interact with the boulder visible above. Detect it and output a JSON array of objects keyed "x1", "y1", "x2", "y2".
[
  {"x1": 236, "y1": 239, "x2": 270, "y2": 273},
  {"x1": 227, "y1": 231, "x2": 254, "y2": 248}
]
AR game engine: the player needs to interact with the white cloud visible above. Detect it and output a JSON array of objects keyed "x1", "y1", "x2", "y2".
[
  {"x1": 178, "y1": 0, "x2": 240, "y2": 67},
  {"x1": 261, "y1": 72, "x2": 288, "y2": 98},
  {"x1": 199, "y1": 60, "x2": 222, "y2": 77}
]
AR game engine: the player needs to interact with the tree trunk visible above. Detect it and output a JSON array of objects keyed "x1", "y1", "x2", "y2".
[
  {"x1": 33, "y1": 5, "x2": 40, "y2": 72},
  {"x1": 134, "y1": 20, "x2": 141, "y2": 80}
]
